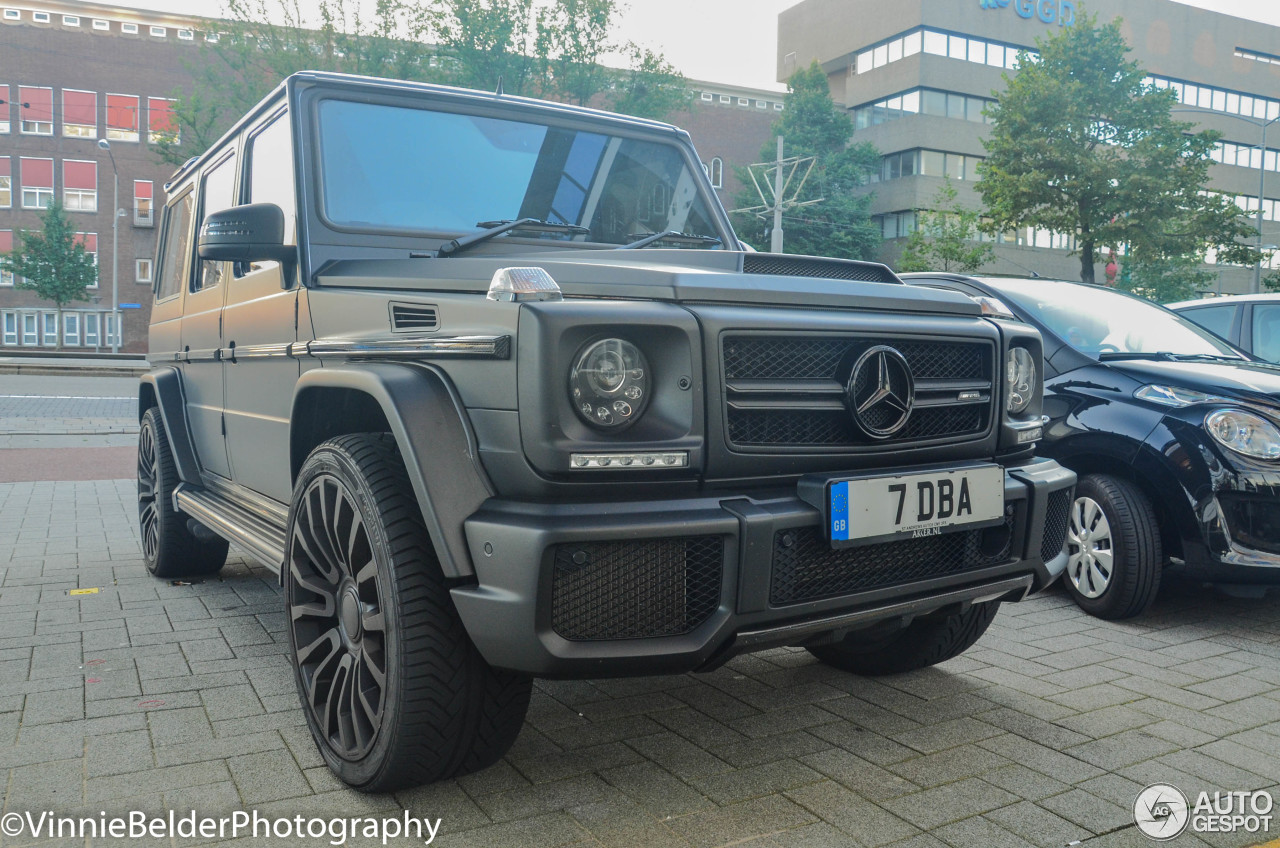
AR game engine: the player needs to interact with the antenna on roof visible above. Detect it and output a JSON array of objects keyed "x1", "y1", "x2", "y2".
[{"x1": 495, "y1": 76, "x2": 504, "y2": 97}]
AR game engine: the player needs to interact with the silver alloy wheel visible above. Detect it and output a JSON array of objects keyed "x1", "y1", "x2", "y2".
[{"x1": 1066, "y1": 495, "x2": 1114, "y2": 599}]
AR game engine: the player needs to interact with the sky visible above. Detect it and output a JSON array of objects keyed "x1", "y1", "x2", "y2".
[{"x1": 129, "y1": 0, "x2": 1280, "y2": 93}]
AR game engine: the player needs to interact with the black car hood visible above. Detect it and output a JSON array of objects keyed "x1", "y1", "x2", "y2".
[
  {"x1": 314, "y1": 249, "x2": 984, "y2": 316},
  {"x1": 1104, "y1": 358, "x2": 1280, "y2": 406}
]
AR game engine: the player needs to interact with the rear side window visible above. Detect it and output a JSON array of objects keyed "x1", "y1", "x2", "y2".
[
  {"x1": 1182, "y1": 304, "x2": 1235, "y2": 340},
  {"x1": 155, "y1": 190, "x2": 194, "y2": 301},
  {"x1": 1251, "y1": 303, "x2": 1280, "y2": 363},
  {"x1": 245, "y1": 112, "x2": 295, "y2": 274},
  {"x1": 195, "y1": 153, "x2": 237, "y2": 292}
]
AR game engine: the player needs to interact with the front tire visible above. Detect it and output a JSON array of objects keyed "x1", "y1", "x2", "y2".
[
  {"x1": 1063, "y1": 473, "x2": 1161, "y2": 620},
  {"x1": 137, "y1": 407, "x2": 228, "y2": 578},
  {"x1": 285, "y1": 433, "x2": 531, "y2": 792},
  {"x1": 807, "y1": 600, "x2": 1000, "y2": 676}
]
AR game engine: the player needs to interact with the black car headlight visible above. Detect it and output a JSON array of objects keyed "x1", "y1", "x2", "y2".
[
  {"x1": 1006, "y1": 347, "x2": 1036, "y2": 414},
  {"x1": 569, "y1": 338, "x2": 650, "y2": 430},
  {"x1": 1206, "y1": 408, "x2": 1280, "y2": 460}
]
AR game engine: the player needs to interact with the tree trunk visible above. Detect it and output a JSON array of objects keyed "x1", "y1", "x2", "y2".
[
  {"x1": 55, "y1": 305, "x2": 63, "y2": 350},
  {"x1": 1079, "y1": 240, "x2": 1095, "y2": 285}
]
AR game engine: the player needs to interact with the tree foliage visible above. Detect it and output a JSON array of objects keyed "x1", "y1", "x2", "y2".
[
  {"x1": 977, "y1": 12, "x2": 1260, "y2": 284},
  {"x1": 731, "y1": 62, "x2": 880, "y2": 260},
  {"x1": 0, "y1": 202, "x2": 99, "y2": 349},
  {"x1": 154, "y1": 0, "x2": 688, "y2": 168},
  {"x1": 896, "y1": 180, "x2": 994, "y2": 273}
]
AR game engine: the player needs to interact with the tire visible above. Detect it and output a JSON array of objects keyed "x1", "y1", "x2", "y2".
[
  {"x1": 807, "y1": 600, "x2": 1000, "y2": 676},
  {"x1": 137, "y1": 407, "x2": 228, "y2": 578},
  {"x1": 285, "y1": 433, "x2": 531, "y2": 792},
  {"x1": 1063, "y1": 473, "x2": 1162, "y2": 620}
]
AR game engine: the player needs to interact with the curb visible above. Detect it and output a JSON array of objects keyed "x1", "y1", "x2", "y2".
[{"x1": 0, "y1": 364, "x2": 148, "y2": 377}]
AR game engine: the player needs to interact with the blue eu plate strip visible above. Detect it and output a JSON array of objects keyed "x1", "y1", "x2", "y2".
[{"x1": 830, "y1": 481, "x2": 850, "y2": 541}]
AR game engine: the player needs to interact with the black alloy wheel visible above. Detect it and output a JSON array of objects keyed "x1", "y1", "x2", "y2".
[{"x1": 137, "y1": 416, "x2": 161, "y2": 562}]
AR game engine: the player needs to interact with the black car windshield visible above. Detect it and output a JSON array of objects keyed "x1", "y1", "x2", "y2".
[
  {"x1": 316, "y1": 98, "x2": 723, "y2": 247},
  {"x1": 985, "y1": 278, "x2": 1241, "y2": 357}
]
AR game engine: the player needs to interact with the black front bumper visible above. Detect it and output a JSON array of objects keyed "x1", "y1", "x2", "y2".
[{"x1": 451, "y1": 457, "x2": 1075, "y2": 676}]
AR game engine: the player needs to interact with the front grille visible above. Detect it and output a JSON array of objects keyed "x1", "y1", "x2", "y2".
[
  {"x1": 770, "y1": 515, "x2": 1016, "y2": 606},
  {"x1": 1040, "y1": 487, "x2": 1074, "y2": 562},
  {"x1": 550, "y1": 536, "x2": 723, "y2": 641},
  {"x1": 723, "y1": 335, "x2": 993, "y2": 449},
  {"x1": 1219, "y1": 493, "x2": 1280, "y2": 554},
  {"x1": 742, "y1": 253, "x2": 897, "y2": 283}
]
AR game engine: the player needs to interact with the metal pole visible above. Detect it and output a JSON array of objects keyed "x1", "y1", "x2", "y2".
[
  {"x1": 111, "y1": 168, "x2": 119, "y2": 353},
  {"x1": 771, "y1": 136, "x2": 784, "y2": 254},
  {"x1": 1255, "y1": 120, "x2": 1270, "y2": 294}
]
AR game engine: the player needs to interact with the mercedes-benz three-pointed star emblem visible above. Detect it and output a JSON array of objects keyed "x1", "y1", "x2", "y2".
[{"x1": 847, "y1": 346, "x2": 915, "y2": 439}]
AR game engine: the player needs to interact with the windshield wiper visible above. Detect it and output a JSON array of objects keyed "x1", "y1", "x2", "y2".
[
  {"x1": 437, "y1": 218, "x2": 590, "y2": 257},
  {"x1": 1097, "y1": 351, "x2": 1176, "y2": 361},
  {"x1": 618, "y1": 231, "x2": 722, "y2": 250},
  {"x1": 1168, "y1": 353, "x2": 1246, "y2": 362}
]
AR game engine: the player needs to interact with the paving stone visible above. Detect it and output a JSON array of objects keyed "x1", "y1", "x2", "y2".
[
  {"x1": 600, "y1": 761, "x2": 714, "y2": 819},
  {"x1": 666, "y1": 794, "x2": 818, "y2": 848},
  {"x1": 1064, "y1": 730, "x2": 1182, "y2": 771},
  {"x1": 1038, "y1": 788, "x2": 1133, "y2": 833},
  {"x1": 785, "y1": 780, "x2": 920, "y2": 846},
  {"x1": 881, "y1": 778, "x2": 1020, "y2": 831},
  {"x1": 226, "y1": 749, "x2": 311, "y2": 803}
]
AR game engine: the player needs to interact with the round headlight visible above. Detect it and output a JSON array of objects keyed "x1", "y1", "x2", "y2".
[
  {"x1": 1205, "y1": 408, "x2": 1280, "y2": 460},
  {"x1": 569, "y1": 339, "x2": 650, "y2": 430},
  {"x1": 1006, "y1": 347, "x2": 1036, "y2": 414}
]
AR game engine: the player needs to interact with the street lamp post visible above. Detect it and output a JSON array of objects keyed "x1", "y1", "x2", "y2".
[{"x1": 96, "y1": 138, "x2": 120, "y2": 353}]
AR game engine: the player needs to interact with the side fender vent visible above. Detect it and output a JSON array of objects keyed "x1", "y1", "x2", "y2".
[{"x1": 389, "y1": 302, "x2": 439, "y2": 332}]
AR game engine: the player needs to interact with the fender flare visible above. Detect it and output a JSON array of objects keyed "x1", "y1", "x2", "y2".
[
  {"x1": 291, "y1": 363, "x2": 494, "y2": 580},
  {"x1": 138, "y1": 367, "x2": 202, "y2": 485}
]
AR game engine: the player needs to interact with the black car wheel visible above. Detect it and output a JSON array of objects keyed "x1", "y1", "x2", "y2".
[
  {"x1": 286, "y1": 433, "x2": 531, "y2": 792},
  {"x1": 138, "y1": 408, "x2": 228, "y2": 577},
  {"x1": 807, "y1": 600, "x2": 1000, "y2": 676},
  {"x1": 1064, "y1": 473, "x2": 1161, "y2": 619}
]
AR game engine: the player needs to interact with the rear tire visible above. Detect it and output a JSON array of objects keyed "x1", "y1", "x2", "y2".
[
  {"x1": 137, "y1": 407, "x2": 228, "y2": 578},
  {"x1": 285, "y1": 433, "x2": 531, "y2": 792},
  {"x1": 1063, "y1": 473, "x2": 1161, "y2": 620},
  {"x1": 807, "y1": 600, "x2": 1000, "y2": 676}
]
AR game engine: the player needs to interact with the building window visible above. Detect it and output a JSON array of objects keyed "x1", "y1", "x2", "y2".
[
  {"x1": 134, "y1": 180, "x2": 153, "y2": 226},
  {"x1": 121, "y1": 22, "x2": 138, "y2": 34},
  {"x1": 18, "y1": 86, "x2": 53, "y2": 135},
  {"x1": 2, "y1": 9, "x2": 19, "y2": 20},
  {"x1": 21, "y1": 313, "x2": 36, "y2": 345},
  {"x1": 136, "y1": 258, "x2": 153, "y2": 283},
  {"x1": 2, "y1": 312, "x2": 15, "y2": 345},
  {"x1": 860, "y1": 27, "x2": 1028, "y2": 75},
  {"x1": 709, "y1": 157, "x2": 723, "y2": 189},
  {"x1": 62, "y1": 89, "x2": 96, "y2": 137},
  {"x1": 0, "y1": 230, "x2": 11, "y2": 285},
  {"x1": 92, "y1": 18, "x2": 109, "y2": 30},
  {"x1": 178, "y1": 28, "x2": 193, "y2": 40},
  {"x1": 74, "y1": 233, "x2": 98, "y2": 287},
  {"x1": 63, "y1": 14, "x2": 79, "y2": 25},
  {"x1": 150, "y1": 25, "x2": 165, "y2": 36},
  {"x1": 19, "y1": 157, "x2": 53, "y2": 209},
  {"x1": 63, "y1": 160, "x2": 97, "y2": 212},
  {"x1": 737, "y1": 97, "x2": 749, "y2": 106},
  {"x1": 0, "y1": 84, "x2": 9, "y2": 133},
  {"x1": 719, "y1": 94, "x2": 730, "y2": 104},
  {"x1": 32, "y1": 10, "x2": 49, "y2": 23},
  {"x1": 63, "y1": 313, "x2": 80, "y2": 346},
  {"x1": 0, "y1": 157, "x2": 9, "y2": 208},
  {"x1": 41, "y1": 313, "x2": 57, "y2": 346},
  {"x1": 104, "y1": 313, "x2": 119, "y2": 347},
  {"x1": 82, "y1": 313, "x2": 99, "y2": 346},
  {"x1": 756, "y1": 100, "x2": 767, "y2": 109},
  {"x1": 1148, "y1": 74, "x2": 1280, "y2": 123},
  {"x1": 205, "y1": 32, "x2": 219, "y2": 42},
  {"x1": 700, "y1": 92, "x2": 712, "y2": 102},
  {"x1": 107, "y1": 94, "x2": 140, "y2": 141},
  {"x1": 147, "y1": 97, "x2": 178, "y2": 144}
]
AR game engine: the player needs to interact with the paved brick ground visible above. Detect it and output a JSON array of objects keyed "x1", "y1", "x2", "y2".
[{"x1": 1, "y1": 479, "x2": 1279, "y2": 847}]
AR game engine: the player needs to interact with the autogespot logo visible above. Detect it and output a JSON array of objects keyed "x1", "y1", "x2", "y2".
[{"x1": 1135, "y1": 784, "x2": 1191, "y2": 840}]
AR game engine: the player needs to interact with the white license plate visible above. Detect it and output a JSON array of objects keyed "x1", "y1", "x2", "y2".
[{"x1": 828, "y1": 465, "x2": 1005, "y2": 547}]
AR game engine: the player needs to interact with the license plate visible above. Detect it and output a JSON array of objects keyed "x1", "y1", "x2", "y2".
[{"x1": 828, "y1": 465, "x2": 1005, "y2": 548}]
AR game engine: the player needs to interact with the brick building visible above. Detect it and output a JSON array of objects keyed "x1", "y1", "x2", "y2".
[{"x1": 1, "y1": 1, "x2": 781, "y2": 353}]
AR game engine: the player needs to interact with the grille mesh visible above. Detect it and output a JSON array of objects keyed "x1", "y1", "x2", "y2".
[
  {"x1": 770, "y1": 515, "x2": 1015, "y2": 606},
  {"x1": 724, "y1": 338, "x2": 986, "y2": 382},
  {"x1": 551, "y1": 537, "x2": 723, "y2": 641},
  {"x1": 1040, "y1": 488, "x2": 1074, "y2": 562},
  {"x1": 743, "y1": 254, "x2": 897, "y2": 283},
  {"x1": 728, "y1": 405, "x2": 983, "y2": 446}
]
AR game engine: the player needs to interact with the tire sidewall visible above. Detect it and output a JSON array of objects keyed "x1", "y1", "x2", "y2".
[
  {"x1": 285, "y1": 445, "x2": 407, "y2": 789},
  {"x1": 140, "y1": 409, "x2": 169, "y2": 576},
  {"x1": 1067, "y1": 476, "x2": 1132, "y2": 617}
]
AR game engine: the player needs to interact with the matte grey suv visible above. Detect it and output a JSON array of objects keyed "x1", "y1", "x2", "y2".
[{"x1": 137, "y1": 71, "x2": 1075, "y2": 791}]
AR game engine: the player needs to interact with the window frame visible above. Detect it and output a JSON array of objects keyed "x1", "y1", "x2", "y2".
[
  {"x1": 18, "y1": 85, "x2": 54, "y2": 135},
  {"x1": 136, "y1": 257, "x2": 153, "y2": 283}
]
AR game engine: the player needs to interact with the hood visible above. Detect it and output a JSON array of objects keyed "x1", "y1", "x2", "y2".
[
  {"x1": 1106, "y1": 358, "x2": 1280, "y2": 407},
  {"x1": 313, "y1": 249, "x2": 984, "y2": 317}
]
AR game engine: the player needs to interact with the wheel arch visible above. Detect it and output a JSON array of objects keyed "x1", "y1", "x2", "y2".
[
  {"x1": 138, "y1": 368, "x2": 202, "y2": 485},
  {"x1": 290, "y1": 364, "x2": 494, "y2": 580}
]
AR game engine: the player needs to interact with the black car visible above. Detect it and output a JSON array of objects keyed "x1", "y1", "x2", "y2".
[{"x1": 904, "y1": 274, "x2": 1280, "y2": 619}]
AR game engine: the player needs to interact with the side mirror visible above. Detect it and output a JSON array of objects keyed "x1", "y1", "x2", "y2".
[{"x1": 198, "y1": 203, "x2": 293, "y2": 264}]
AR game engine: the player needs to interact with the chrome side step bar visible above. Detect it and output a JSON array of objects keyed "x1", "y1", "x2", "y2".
[{"x1": 174, "y1": 483, "x2": 287, "y2": 573}]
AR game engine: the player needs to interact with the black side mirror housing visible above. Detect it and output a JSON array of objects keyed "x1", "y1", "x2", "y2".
[{"x1": 198, "y1": 203, "x2": 294, "y2": 264}]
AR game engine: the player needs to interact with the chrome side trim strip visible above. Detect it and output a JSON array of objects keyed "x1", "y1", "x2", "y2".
[
  {"x1": 305, "y1": 335, "x2": 511, "y2": 360},
  {"x1": 201, "y1": 473, "x2": 290, "y2": 527},
  {"x1": 230, "y1": 343, "x2": 293, "y2": 360}
]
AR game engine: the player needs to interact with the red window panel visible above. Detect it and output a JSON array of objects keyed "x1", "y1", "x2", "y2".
[
  {"x1": 0, "y1": 84, "x2": 9, "y2": 123},
  {"x1": 106, "y1": 94, "x2": 139, "y2": 131},
  {"x1": 0, "y1": 231, "x2": 11, "y2": 253},
  {"x1": 134, "y1": 180, "x2": 152, "y2": 200},
  {"x1": 0, "y1": 157, "x2": 9, "y2": 178},
  {"x1": 63, "y1": 90, "x2": 96, "y2": 125},
  {"x1": 20, "y1": 157, "x2": 53, "y2": 189},
  {"x1": 64, "y1": 160, "x2": 97, "y2": 190},
  {"x1": 147, "y1": 97, "x2": 176, "y2": 134},
  {"x1": 18, "y1": 86, "x2": 52, "y2": 122},
  {"x1": 73, "y1": 232, "x2": 98, "y2": 253}
]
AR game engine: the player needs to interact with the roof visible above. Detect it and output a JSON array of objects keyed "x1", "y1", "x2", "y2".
[{"x1": 1167, "y1": 293, "x2": 1280, "y2": 308}]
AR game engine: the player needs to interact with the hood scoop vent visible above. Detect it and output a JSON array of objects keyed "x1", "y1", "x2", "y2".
[
  {"x1": 389, "y1": 302, "x2": 439, "y2": 332},
  {"x1": 743, "y1": 253, "x2": 898, "y2": 283}
]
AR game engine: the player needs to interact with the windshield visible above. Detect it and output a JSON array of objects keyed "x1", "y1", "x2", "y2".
[
  {"x1": 316, "y1": 98, "x2": 724, "y2": 247},
  {"x1": 986, "y1": 278, "x2": 1242, "y2": 357}
]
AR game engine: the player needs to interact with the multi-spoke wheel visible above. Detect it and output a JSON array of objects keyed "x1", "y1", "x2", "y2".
[
  {"x1": 285, "y1": 433, "x2": 531, "y2": 792},
  {"x1": 808, "y1": 600, "x2": 1001, "y2": 676},
  {"x1": 137, "y1": 408, "x2": 228, "y2": 578},
  {"x1": 1061, "y1": 473, "x2": 1161, "y2": 619}
]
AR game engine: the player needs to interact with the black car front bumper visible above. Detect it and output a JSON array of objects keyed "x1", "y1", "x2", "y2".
[{"x1": 450, "y1": 457, "x2": 1075, "y2": 676}]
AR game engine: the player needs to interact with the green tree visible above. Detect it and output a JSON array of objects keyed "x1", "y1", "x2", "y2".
[
  {"x1": 1115, "y1": 250, "x2": 1212, "y2": 303},
  {"x1": 731, "y1": 62, "x2": 880, "y2": 259},
  {"x1": 535, "y1": 0, "x2": 612, "y2": 105},
  {"x1": 421, "y1": 0, "x2": 539, "y2": 95},
  {"x1": 0, "y1": 202, "x2": 99, "y2": 350},
  {"x1": 896, "y1": 180, "x2": 995, "y2": 273},
  {"x1": 977, "y1": 12, "x2": 1260, "y2": 284},
  {"x1": 607, "y1": 45, "x2": 690, "y2": 120}
]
